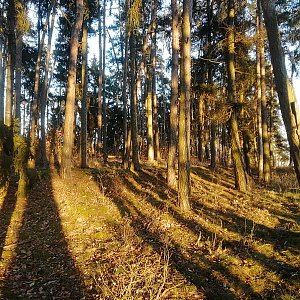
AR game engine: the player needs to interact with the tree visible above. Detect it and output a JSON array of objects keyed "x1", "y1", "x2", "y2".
[
  {"x1": 256, "y1": 0, "x2": 263, "y2": 179},
  {"x1": 97, "y1": 2, "x2": 103, "y2": 158},
  {"x1": 81, "y1": 19, "x2": 88, "y2": 168},
  {"x1": 178, "y1": 0, "x2": 192, "y2": 210},
  {"x1": 167, "y1": 0, "x2": 179, "y2": 189},
  {"x1": 29, "y1": 6, "x2": 46, "y2": 167},
  {"x1": 257, "y1": 0, "x2": 271, "y2": 182},
  {"x1": 151, "y1": 0, "x2": 160, "y2": 161},
  {"x1": 226, "y1": 0, "x2": 250, "y2": 192},
  {"x1": 0, "y1": 33, "x2": 5, "y2": 125},
  {"x1": 5, "y1": 0, "x2": 16, "y2": 128},
  {"x1": 121, "y1": 0, "x2": 130, "y2": 169},
  {"x1": 102, "y1": 0, "x2": 108, "y2": 163},
  {"x1": 128, "y1": 0, "x2": 141, "y2": 171},
  {"x1": 261, "y1": 0, "x2": 300, "y2": 185},
  {"x1": 60, "y1": 0, "x2": 84, "y2": 178},
  {"x1": 41, "y1": 1, "x2": 56, "y2": 168}
]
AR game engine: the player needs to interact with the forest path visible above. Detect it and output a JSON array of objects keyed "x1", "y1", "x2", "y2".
[{"x1": 0, "y1": 163, "x2": 299, "y2": 299}]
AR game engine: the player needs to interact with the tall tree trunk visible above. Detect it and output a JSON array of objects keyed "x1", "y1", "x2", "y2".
[
  {"x1": 197, "y1": 95, "x2": 204, "y2": 162},
  {"x1": 269, "y1": 65, "x2": 275, "y2": 167},
  {"x1": 14, "y1": 31, "x2": 22, "y2": 122},
  {"x1": 256, "y1": 1, "x2": 263, "y2": 179},
  {"x1": 14, "y1": 0, "x2": 28, "y2": 124},
  {"x1": 81, "y1": 20, "x2": 88, "y2": 168},
  {"x1": 60, "y1": 0, "x2": 84, "y2": 178},
  {"x1": 261, "y1": 0, "x2": 300, "y2": 185},
  {"x1": 30, "y1": 14, "x2": 47, "y2": 167},
  {"x1": 227, "y1": 0, "x2": 249, "y2": 192},
  {"x1": 146, "y1": 61, "x2": 154, "y2": 162},
  {"x1": 144, "y1": 15, "x2": 155, "y2": 163},
  {"x1": 121, "y1": 0, "x2": 129, "y2": 169},
  {"x1": 97, "y1": 3, "x2": 103, "y2": 156},
  {"x1": 0, "y1": 40, "x2": 5, "y2": 125},
  {"x1": 167, "y1": 0, "x2": 179, "y2": 189},
  {"x1": 259, "y1": 17, "x2": 270, "y2": 183},
  {"x1": 206, "y1": 0, "x2": 216, "y2": 169},
  {"x1": 5, "y1": 0, "x2": 16, "y2": 128},
  {"x1": 41, "y1": 2, "x2": 56, "y2": 168},
  {"x1": 5, "y1": 54, "x2": 13, "y2": 128},
  {"x1": 151, "y1": 2, "x2": 160, "y2": 161},
  {"x1": 178, "y1": 0, "x2": 192, "y2": 211},
  {"x1": 102, "y1": 0, "x2": 108, "y2": 163},
  {"x1": 129, "y1": 33, "x2": 140, "y2": 171}
]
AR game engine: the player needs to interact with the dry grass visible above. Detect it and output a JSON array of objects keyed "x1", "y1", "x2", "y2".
[{"x1": 0, "y1": 162, "x2": 299, "y2": 299}]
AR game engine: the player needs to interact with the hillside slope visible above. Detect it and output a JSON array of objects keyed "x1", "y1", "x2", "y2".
[{"x1": 0, "y1": 162, "x2": 299, "y2": 299}]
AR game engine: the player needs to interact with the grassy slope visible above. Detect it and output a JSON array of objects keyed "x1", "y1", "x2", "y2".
[{"x1": 0, "y1": 162, "x2": 299, "y2": 299}]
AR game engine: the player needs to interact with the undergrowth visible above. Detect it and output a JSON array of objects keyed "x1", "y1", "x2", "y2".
[{"x1": 0, "y1": 162, "x2": 299, "y2": 299}]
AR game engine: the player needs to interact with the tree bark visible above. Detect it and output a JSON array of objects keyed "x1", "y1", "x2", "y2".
[
  {"x1": 178, "y1": 0, "x2": 192, "y2": 211},
  {"x1": 102, "y1": 0, "x2": 108, "y2": 163},
  {"x1": 0, "y1": 40, "x2": 5, "y2": 125},
  {"x1": 97, "y1": 3, "x2": 103, "y2": 156},
  {"x1": 167, "y1": 0, "x2": 179, "y2": 189},
  {"x1": 5, "y1": 0, "x2": 16, "y2": 128},
  {"x1": 30, "y1": 13, "x2": 46, "y2": 167},
  {"x1": 41, "y1": 2, "x2": 56, "y2": 168},
  {"x1": 227, "y1": 0, "x2": 249, "y2": 192},
  {"x1": 256, "y1": 1, "x2": 263, "y2": 179},
  {"x1": 14, "y1": 32, "x2": 22, "y2": 122},
  {"x1": 129, "y1": 33, "x2": 140, "y2": 171},
  {"x1": 60, "y1": 0, "x2": 84, "y2": 178},
  {"x1": 121, "y1": 0, "x2": 129, "y2": 169},
  {"x1": 151, "y1": 2, "x2": 160, "y2": 161},
  {"x1": 146, "y1": 61, "x2": 154, "y2": 162},
  {"x1": 81, "y1": 20, "x2": 88, "y2": 168},
  {"x1": 261, "y1": 0, "x2": 300, "y2": 185}
]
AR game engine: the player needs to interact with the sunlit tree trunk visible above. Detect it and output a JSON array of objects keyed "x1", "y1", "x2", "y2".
[
  {"x1": 178, "y1": 0, "x2": 192, "y2": 211},
  {"x1": 151, "y1": 2, "x2": 160, "y2": 161},
  {"x1": 227, "y1": 0, "x2": 249, "y2": 192},
  {"x1": 146, "y1": 61, "x2": 154, "y2": 162},
  {"x1": 97, "y1": 3, "x2": 103, "y2": 156},
  {"x1": 5, "y1": 0, "x2": 16, "y2": 128},
  {"x1": 121, "y1": 0, "x2": 129, "y2": 169},
  {"x1": 167, "y1": 0, "x2": 179, "y2": 189},
  {"x1": 129, "y1": 32, "x2": 140, "y2": 171},
  {"x1": 256, "y1": 1, "x2": 263, "y2": 179},
  {"x1": 261, "y1": 0, "x2": 300, "y2": 185},
  {"x1": 5, "y1": 54, "x2": 13, "y2": 128},
  {"x1": 14, "y1": 0, "x2": 28, "y2": 128},
  {"x1": 30, "y1": 10, "x2": 46, "y2": 167},
  {"x1": 0, "y1": 40, "x2": 5, "y2": 125},
  {"x1": 197, "y1": 95, "x2": 204, "y2": 162},
  {"x1": 260, "y1": 33, "x2": 270, "y2": 182},
  {"x1": 41, "y1": 2, "x2": 56, "y2": 168},
  {"x1": 15, "y1": 31, "x2": 22, "y2": 122},
  {"x1": 60, "y1": 0, "x2": 84, "y2": 178},
  {"x1": 81, "y1": 20, "x2": 88, "y2": 168},
  {"x1": 102, "y1": 0, "x2": 108, "y2": 163}
]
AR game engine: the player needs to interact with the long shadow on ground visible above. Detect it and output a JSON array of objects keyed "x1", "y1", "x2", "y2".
[
  {"x1": 1, "y1": 170, "x2": 90, "y2": 299},
  {"x1": 0, "y1": 180, "x2": 18, "y2": 259},
  {"x1": 93, "y1": 169, "x2": 257, "y2": 300},
  {"x1": 93, "y1": 165, "x2": 300, "y2": 299}
]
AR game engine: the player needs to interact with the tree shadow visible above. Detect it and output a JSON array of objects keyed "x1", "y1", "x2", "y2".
[
  {"x1": 94, "y1": 164, "x2": 300, "y2": 299},
  {"x1": 1, "y1": 170, "x2": 91, "y2": 299},
  {"x1": 0, "y1": 180, "x2": 18, "y2": 259},
  {"x1": 92, "y1": 170, "x2": 262, "y2": 299}
]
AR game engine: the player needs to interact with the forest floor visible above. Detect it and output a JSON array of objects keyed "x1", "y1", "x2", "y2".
[{"x1": 0, "y1": 158, "x2": 299, "y2": 299}]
